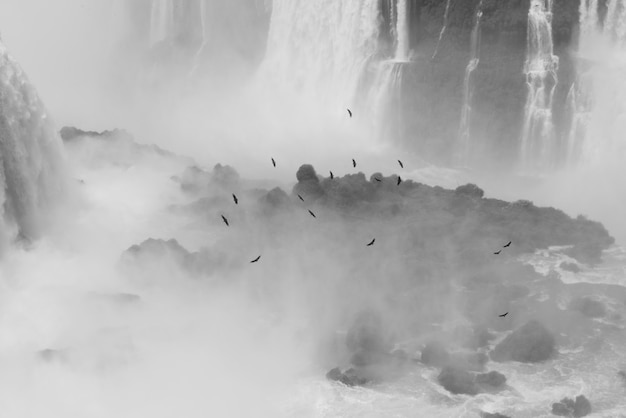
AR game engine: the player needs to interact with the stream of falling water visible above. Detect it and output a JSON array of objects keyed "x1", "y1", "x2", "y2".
[
  {"x1": 457, "y1": 0, "x2": 483, "y2": 165},
  {"x1": 568, "y1": 0, "x2": 626, "y2": 164},
  {"x1": 395, "y1": 0, "x2": 410, "y2": 62},
  {"x1": 432, "y1": 0, "x2": 452, "y2": 60},
  {"x1": 520, "y1": 0, "x2": 559, "y2": 170},
  {"x1": 149, "y1": 0, "x2": 175, "y2": 46}
]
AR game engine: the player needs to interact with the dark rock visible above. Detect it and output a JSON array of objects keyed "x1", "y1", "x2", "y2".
[
  {"x1": 491, "y1": 320, "x2": 556, "y2": 363},
  {"x1": 294, "y1": 164, "x2": 324, "y2": 200},
  {"x1": 482, "y1": 413, "x2": 511, "y2": 418},
  {"x1": 475, "y1": 371, "x2": 507, "y2": 388},
  {"x1": 569, "y1": 297, "x2": 606, "y2": 318},
  {"x1": 455, "y1": 184, "x2": 485, "y2": 199},
  {"x1": 437, "y1": 366, "x2": 479, "y2": 395},
  {"x1": 296, "y1": 164, "x2": 319, "y2": 183},
  {"x1": 391, "y1": 349, "x2": 409, "y2": 361},
  {"x1": 59, "y1": 126, "x2": 129, "y2": 141},
  {"x1": 38, "y1": 348, "x2": 68, "y2": 363},
  {"x1": 551, "y1": 395, "x2": 592, "y2": 417},
  {"x1": 325, "y1": 367, "x2": 368, "y2": 386},
  {"x1": 421, "y1": 341, "x2": 451, "y2": 367},
  {"x1": 346, "y1": 311, "x2": 390, "y2": 363},
  {"x1": 179, "y1": 166, "x2": 212, "y2": 193},
  {"x1": 260, "y1": 187, "x2": 290, "y2": 208},
  {"x1": 560, "y1": 261, "x2": 581, "y2": 273},
  {"x1": 211, "y1": 163, "x2": 240, "y2": 187}
]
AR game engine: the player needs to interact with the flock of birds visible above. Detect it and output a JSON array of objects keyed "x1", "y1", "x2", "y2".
[
  {"x1": 219, "y1": 108, "x2": 512, "y2": 317},
  {"x1": 220, "y1": 154, "x2": 405, "y2": 264}
]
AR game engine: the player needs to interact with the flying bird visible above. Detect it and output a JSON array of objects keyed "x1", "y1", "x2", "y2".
[
  {"x1": 352, "y1": 159, "x2": 356, "y2": 168},
  {"x1": 221, "y1": 215, "x2": 229, "y2": 226},
  {"x1": 330, "y1": 171, "x2": 334, "y2": 179},
  {"x1": 250, "y1": 255, "x2": 261, "y2": 263},
  {"x1": 271, "y1": 158, "x2": 276, "y2": 167},
  {"x1": 367, "y1": 238, "x2": 376, "y2": 247},
  {"x1": 308, "y1": 210, "x2": 316, "y2": 218},
  {"x1": 398, "y1": 160, "x2": 404, "y2": 169},
  {"x1": 298, "y1": 194, "x2": 304, "y2": 202},
  {"x1": 503, "y1": 241, "x2": 512, "y2": 248},
  {"x1": 498, "y1": 312, "x2": 509, "y2": 318},
  {"x1": 494, "y1": 250, "x2": 502, "y2": 255},
  {"x1": 232, "y1": 194, "x2": 238, "y2": 205},
  {"x1": 397, "y1": 176, "x2": 402, "y2": 186},
  {"x1": 374, "y1": 177, "x2": 382, "y2": 182},
  {"x1": 347, "y1": 108, "x2": 352, "y2": 118}
]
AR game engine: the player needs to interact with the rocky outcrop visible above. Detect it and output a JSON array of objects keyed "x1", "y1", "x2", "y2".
[
  {"x1": 551, "y1": 395, "x2": 592, "y2": 417},
  {"x1": 568, "y1": 297, "x2": 606, "y2": 318},
  {"x1": 491, "y1": 320, "x2": 556, "y2": 363},
  {"x1": 438, "y1": 366, "x2": 480, "y2": 395}
]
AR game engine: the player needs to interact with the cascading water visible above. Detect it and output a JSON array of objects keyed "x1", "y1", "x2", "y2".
[
  {"x1": 190, "y1": 0, "x2": 209, "y2": 75},
  {"x1": 457, "y1": 0, "x2": 483, "y2": 165},
  {"x1": 0, "y1": 40, "x2": 67, "y2": 244},
  {"x1": 261, "y1": 0, "x2": 381, "y2": 104},
  {"x1": 432, "y1": 0, "x2": 452, "y2": 60},
  {"x1": 395, "y1": 0, "x2": 410, "y2": 62},
  {"x1": 520, "y1": 0, "x2": 559, "y2": 170},
  {"x1": 150, "y1": 0, "x2": 175, "y2": 46},
  {"x1": 568, "y1": 0, "x2": 626, "y2": 164}
]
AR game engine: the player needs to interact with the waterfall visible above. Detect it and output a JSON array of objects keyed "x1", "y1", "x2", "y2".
[
  {"x1": 458, "y1": 0, "x2": 483, "y2": 165},
  {"x1": 432, "y1": 0, "x2": 453, "y2": 60},
  {"x1": 395, "y1": 0, "x2": 410, "y2": 61},
  {"x1": 0, "y1": 41, "x2": 67, "y2": 243},
  {"x1": 261, "y1": 0, "x2": 381, "y2": 103},
  {"x1": 520, "y1": 0, "x2": 559, "y2": 170},
  {"x1": 190, "y1": 0, "x2": 210, "y2": 76},
  {"x1": 569, "y1": 0, "x2": 626, "y2": 164},
  {"x1": 150, "y1": 0, "x2": 176, "y2": 46}
]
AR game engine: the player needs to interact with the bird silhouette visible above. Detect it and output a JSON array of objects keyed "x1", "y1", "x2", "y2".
[
  {"x1": 498, "y1": 312, "x2": 509, "y2": 318},
  {"x1": 494, "y1": 250, "x2": 502, "y2": 255},
  {"x1": 232, "y1": 194, "x2": 239, "y2": 205},
  {"x1": 374, "y1": 177, "x2": 382, "y2": 182},
  {"x1": 503, "y1": 241, "x2": 512, "y2": 248},
  {"x1": 298, "y1": 194, "x2": 304, "y2": 202},
  {"x1": 271, "y1": 158, "x2": 276, "y2": 167},
  {"x1": 330, "y1": 171, "x2": 334, "y2": 179},
  {"x1": 352, "y1": 159, "x2": 357, "y2": 168},
  {"x1": 397, "y1": 176, "x2": 402, "y2": 186},
  {"x1": 398, "y1": 160, "x2": 404, "y2": 169},
  {"x1": 367, "y1": 238, "x2": 376, "y2": 246},
  {"x1": 221, "y1": 215, "x2": 229, "y2": 226},
  {"x1": 347, "y1": 108, "x2": 352, "y2": 118},
  {"x1": 308, "y1": 210, "x2": 317, "y2": 218},
  {"x1": 250, "y1": 255, "x2": 261, "y2": 263}
]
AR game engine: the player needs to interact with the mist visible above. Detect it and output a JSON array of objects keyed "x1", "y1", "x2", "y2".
[{"x1": 2, "y1": 1, "x2": 626, "y2": 417}]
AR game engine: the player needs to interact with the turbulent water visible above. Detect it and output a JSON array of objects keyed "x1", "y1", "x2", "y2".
[{"x1": 0, "y1": 41, "x2": 67, "y2": 245}]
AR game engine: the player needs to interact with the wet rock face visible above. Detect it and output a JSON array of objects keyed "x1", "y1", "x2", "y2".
[
  {"x1": 568, "y1": 297, "x2": 606, "y2": 318},
  {"x1": 345, "y1": 310, "x2": 391, "y2": 365},
  {"x1": 293, "y1": 164, "x2": 324, "y2": 200},
  {"x1": 391, "y1": 0, "x2": 580, "y2": 166},
  {"x1": 420, "y1": 341, "x2": 451, "y2": 367},
  {"x1": 437, "y1": 366, "x2": 480, "y2": 395},
  {"x1": 325, "y1": 367, "x2": 368, "y2": 386},
  {"x1": 475, "y1": 371, "x2": 507, "y2": 389},
  {"x1": 551, "y1": 395, "x2": 592, "y2": 417},
  {"x1": 482, "y1": 413, "x2": 511, "y2": 418},
  {"x1": 490, "y1": 320, "x2": 556, "y2": 363}
]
